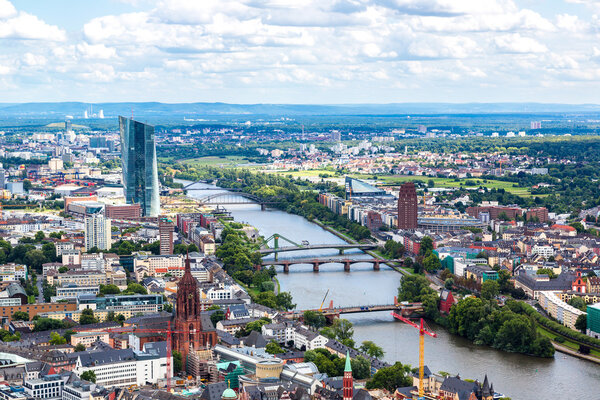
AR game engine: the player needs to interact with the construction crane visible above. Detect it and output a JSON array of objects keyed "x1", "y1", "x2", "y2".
[
  {"x1": 318, "y1": 289, "x2": 330, "y2": 312},
  {"x1": 391, "y1": 313, "x2": 436, "y2": 399}
]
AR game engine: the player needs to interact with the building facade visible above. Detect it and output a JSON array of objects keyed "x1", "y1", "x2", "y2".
[
  {"x1": 119, "y1": 116, "x2": 160, "y2": 217},
  {"x1": 397, "y1": 182, "x2": 418, "y2": 230},
  {"x1": 159, "y1": 217, "x2": 174, "y2": 255},
  {"x1": 84, "y1": 214, "x2": 111, "y2": 251}
]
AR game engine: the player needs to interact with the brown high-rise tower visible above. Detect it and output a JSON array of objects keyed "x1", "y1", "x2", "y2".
[
  {"x1": 173, "y1": 256, "x2": 217, "y2": 370},
  {"x1": 397, "y1": 182, "x2": 418, "y2": 230}
]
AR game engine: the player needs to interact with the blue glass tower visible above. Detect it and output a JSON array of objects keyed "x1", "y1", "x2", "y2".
[{"x1": 119, "y1": 116, "x2": 160, "y2": 217}]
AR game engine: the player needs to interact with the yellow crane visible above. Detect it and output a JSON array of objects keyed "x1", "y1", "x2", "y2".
[
  {"x1": 392, "y1": 314, "x2": 437, "y2": 398},
  {"x1": 318, "y1": 289, "x2": 330, "y2": 312}
]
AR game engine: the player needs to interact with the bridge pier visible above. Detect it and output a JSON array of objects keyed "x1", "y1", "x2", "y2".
[
  {"x1": 313, "y1": 262, "x2": 320, "y2": 272},
  {"x1": 338, "y1": 249, "x2": 344, "y2": 255},
  {"x1": 344, "y1": 261, "x2": 351, "y2": 272},
  {"x1": 261, "y1": 203, "x2": 266, "y2": 211},
  {"x1": 283, "y1": 263, "x2": 289, "y2": 273},
  {"x1": 373, "y1": 261, "x2": 380, "y2": 271}
]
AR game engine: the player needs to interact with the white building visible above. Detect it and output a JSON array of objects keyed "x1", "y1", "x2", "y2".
[
  {"x1": 74, "y1": 342, "x2": 169, "y2": 388},
  {"x1": 84, "y1": 214, "x2": 111, "y2": 251},
  {"x1": 24, "y1": 375, "x2": 65, "y2": 399}
]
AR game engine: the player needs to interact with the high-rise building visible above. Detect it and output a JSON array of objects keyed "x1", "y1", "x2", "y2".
[
  {"x1": 119, "y1": 116, "x2": 160, "y2": 217},
  {"x1": 65, "y1": 119, "x2": 72, "y2": 132},
  {"x1": 397, "y1": 182, "x2": 418, "y2": 230},
  {"x1": 89, "y1": 136, "x2": 108, "y2": 149},
  {"x1": 84, "y1": 214, "x2": 112, "y2": 251},
  {"x1": 173, "y1": 256, "x2": 218, "y2": 372},
  {"x1": 159, "y1": 216, "x2": 174, "y2": 255},
  {"x1": 0, "y1": 168, "x2": 5, "y2": 189}
]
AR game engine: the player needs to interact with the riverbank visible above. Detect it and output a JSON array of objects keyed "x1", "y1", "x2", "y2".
[
  {"x1": 312, "y1": 218, "x2": 409, "y2": 276},
  {"x1": 182, "y1": 179, "x2": 600, "y2": 400}
]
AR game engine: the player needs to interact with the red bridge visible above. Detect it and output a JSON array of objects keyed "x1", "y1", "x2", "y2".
[{"x1": 261, "y1": 257, "x2": 402, "y2": 272}]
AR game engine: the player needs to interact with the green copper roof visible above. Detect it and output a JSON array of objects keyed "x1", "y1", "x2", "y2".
[
  {"x1": 344, "y1": 350, "x2": 352, "y2": 372},
  {"x1": 222, "y1": 388, "x2": 237, "y2": 399}
]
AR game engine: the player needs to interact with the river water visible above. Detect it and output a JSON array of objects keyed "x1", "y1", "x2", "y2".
[{"x1": 183, "y1": 181, "x2": 600, "y2": 399}]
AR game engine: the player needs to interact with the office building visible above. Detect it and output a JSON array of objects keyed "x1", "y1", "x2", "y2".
[
  {"x1": 119, "y1": 116, "x2": 160, "y2": 217},
  {"x1": 89, "y1": 136, "x2": 108, "y2": 149},
  {"x1": 397, "y1": 182, "x2": 418, "y2": 230},
  {"x1": 24, "y1": 375, "x2": 65, "y2": 399},
  {"x1": 105, "y1": 204, "x2": 141, "y2": 220},
  {"x1": 159, "y1": 216, "x2": 175, "y2": 255},
  {"x1": 0, "y1": 168, "x2": 5, "y2": 189},
  {"x1": 84, "y1": 214, "x2": 111, "y2": 251}
]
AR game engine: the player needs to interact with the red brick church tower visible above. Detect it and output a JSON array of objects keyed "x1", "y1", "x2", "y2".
[
  {"x1": 173, "y1": 255, "x2": 217, "y2": 370},
  {"x1": 343, "y1": 351, "x2": 353, "y2": 400}
]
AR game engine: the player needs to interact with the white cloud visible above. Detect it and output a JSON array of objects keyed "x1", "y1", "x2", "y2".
[
  {"x1": 493, "y1": 33, "x2": 547, "y2": 53},
  {"x1": 76, "y1": 42, "x2": 117, "y2": 59},
  {"x1": 0, "y1": 0, "x2": 16, "y2": 19},
  {"x1": 0, "y1": 2, "x2": 65, "y2": 41},
  {"x1": 22, "y1": 52, "x2": 47, "y2": 67}
]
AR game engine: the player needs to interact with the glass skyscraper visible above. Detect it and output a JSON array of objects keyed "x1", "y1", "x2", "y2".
[{"x1": 119, "y1": 116, "x2": 160, "y2": 217}]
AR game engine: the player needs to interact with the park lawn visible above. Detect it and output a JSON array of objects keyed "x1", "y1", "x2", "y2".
[
  {"x1": 350, "y1": 174, "x2": 532, "y2": 197},
  {"x1": 181, "y1": 155, "x2": 251, "y2": 167},
  {"x1": 268, "y1": 169, "x2": 340, "y2": 178},
  {"x1": 536, "y1": 325, "x2": 600, "y2": 358}
]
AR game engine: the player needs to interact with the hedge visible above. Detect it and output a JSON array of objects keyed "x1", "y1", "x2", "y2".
[{"x1": 521, "y1": 303, "x2": 600, "y2": 350}]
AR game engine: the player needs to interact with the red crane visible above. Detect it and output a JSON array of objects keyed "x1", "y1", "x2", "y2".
[{"x1": 392, "y1": 313, "x2": 437, "y2": 399}]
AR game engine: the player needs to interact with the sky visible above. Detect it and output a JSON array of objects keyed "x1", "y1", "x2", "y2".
[{"x1": 2, "y1": 0, "x2": 600, "y2": 104}]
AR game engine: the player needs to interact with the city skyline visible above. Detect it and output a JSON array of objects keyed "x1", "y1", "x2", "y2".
[{"x1": 3, "y1": 0, "x2": 600, "y2": 104}]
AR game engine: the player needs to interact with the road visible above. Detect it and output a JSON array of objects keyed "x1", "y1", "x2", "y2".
[{"x1": 36, "y1": 278, "x2": 44, "y2": 303}]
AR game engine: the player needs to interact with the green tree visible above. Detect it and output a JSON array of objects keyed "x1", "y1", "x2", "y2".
[
  {"x1": 33, "y1": 318, "x2": 65, "y2": 332},
  {"x1": 79, "y1": 308, "x2": 98, "y2": 325},
  {"x1": 303, "y1": 310, "x2": 326, "y2": 329},
  {"x1": 41, "y1": 242, "x2": 57, "y2": 262},
  {"x1": 80, "y1": 370, "x2": 96, "y2": 383},
  {"x1": 331, "y1": 319, "x2": 354, "y2": 347},
  {"x1": 575, "y1": 314, "x2": 587, "y2": 334},
  {"x1": 359, "y1": 341, "x2": 384, "y2": 359},
  {"x1": 173, "y1": 351, "x2": 183, "y2": 374},
  {"x1": 398, "y1": 275, "x2": 436, "y2": 302},
  {"x1": 125, "y1": 283, "x2": 147, "y2": 295},
  {"x1": 210, "y1": 310, "x2": 225, "y2": 326},
  {"x1": 58, "y1": 266, "x2": 68, "y2": 273},
  {"x1": 365, "y1": 362, "x2": 412, "y2": 391},
  {"x1": 11, "y1": 311, "x2": 29, "y2": 321},
  {"x1": 275, "y1": 292, "x2": 295, "y2": 311},
  {"x1": 444, "y1": 278, "x2": 454, "y2": 290},
  {"x1": 422, "y1": 252, "x2": 441, "y2": 272},
  {"x1": 265, "y1": 340, "x2": 284, "y2": 355},
  {"x1": 24, "y1": 249, "x2": 46, "y2": 272},
  {"x1": 74, "y1": 343, "x2": 86, "y2": 352},
  {"x1": 49, "y1": 331, "x2": 67, "y2": 345},
  {"x1": 350, "y1": 355, "x2": 371, "y2": 379},
  {"x1": 568, "y1": 297, "x2": 587, "y2": 312},
  {"x1": 419, "y1": 236, "x2": 434, "y2": 256},
  {"x1": 34, "y1": 231, "x2": 45, "y2": 242},
  {"x1": 99, "y1": 284, "x2": 121, "y2": 295},
  {"x1": 481, "y1": 280, "x2": 500, "y2": 300}
]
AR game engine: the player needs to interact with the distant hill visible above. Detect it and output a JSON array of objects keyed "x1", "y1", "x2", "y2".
[{"x1": 2, "y1": 102, "x2": 600, "y2": 118}]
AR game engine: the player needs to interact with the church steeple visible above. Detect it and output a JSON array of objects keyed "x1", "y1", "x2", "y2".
[{"x1": 343, "y1": 351, "x2": 353, "y2": 400}]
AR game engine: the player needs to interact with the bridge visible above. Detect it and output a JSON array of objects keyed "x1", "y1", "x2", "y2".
[
  {"x1": 261, "y1": 257, "x2": 402, "y2": 272},
  {"x1": 284, "y1": 300, "x2": 424, "y2": 322},
  {"x1": 259, "y1": 243, "x2": 378, "y2": 256},
  {"x1": 192, "y1": 191, "x2": 271, "y2": 211}
]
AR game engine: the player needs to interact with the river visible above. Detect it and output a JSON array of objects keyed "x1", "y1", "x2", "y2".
[{"x1": 183, "y1": 180, "x2": 600, "y2": 399}]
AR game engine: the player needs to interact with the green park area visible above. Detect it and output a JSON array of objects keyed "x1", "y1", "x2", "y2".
[{"x1": 160, "y1": 155, "x2": 252, "y2": 167}]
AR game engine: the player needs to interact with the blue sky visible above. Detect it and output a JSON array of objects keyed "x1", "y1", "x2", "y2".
[{"x1": 2, "y1": 0, "x2": 600, "y2": 104}]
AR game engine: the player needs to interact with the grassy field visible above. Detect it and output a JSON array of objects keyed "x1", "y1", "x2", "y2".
[
  {"x1": 536, "y1": 325, "x2": 600, "y2": 358},
  {"x1": 179, "y1": 156, "x2": 252, "y2": 167},
  {"x1": 350, "y1": 174, "x2": 533, "y2": 197}
]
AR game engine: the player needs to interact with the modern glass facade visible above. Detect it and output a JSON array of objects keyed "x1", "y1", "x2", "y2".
[{"x1": 119, "y1": 116, "x2": 160, "y2": 217}]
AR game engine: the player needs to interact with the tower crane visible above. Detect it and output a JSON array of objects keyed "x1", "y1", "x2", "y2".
[{"x1": 391, "y1": 313, "x2": 436, "y2": 399}]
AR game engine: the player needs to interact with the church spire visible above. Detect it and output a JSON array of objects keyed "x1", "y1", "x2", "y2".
[{"x1": 344, "y1": 350, "x2": 352, "y2": 372}]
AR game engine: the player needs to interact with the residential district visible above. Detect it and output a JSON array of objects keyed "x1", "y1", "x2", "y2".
[{"x1": 0, "y1": 116, "x2": 600, "y2": 400}]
